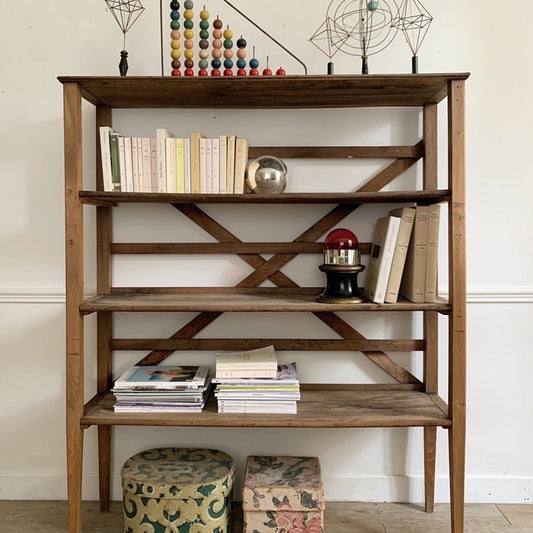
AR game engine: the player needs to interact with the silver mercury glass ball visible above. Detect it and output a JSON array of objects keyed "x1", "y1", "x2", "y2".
[{"x1": 245, "y1": 155, "x2": 288, "y2": 194}]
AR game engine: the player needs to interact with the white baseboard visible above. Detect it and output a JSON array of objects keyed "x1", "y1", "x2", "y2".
[
  {"x1": 1, "y1": 286, "x2": 533, "y2": 304},
  {"x1": 1, "y1": 474, "x2": 531, "y2": 503}
]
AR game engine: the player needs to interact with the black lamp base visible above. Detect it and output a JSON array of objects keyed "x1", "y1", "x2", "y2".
[{"x1": 317, "y1": 264, "x2": 365, "y2": 303}]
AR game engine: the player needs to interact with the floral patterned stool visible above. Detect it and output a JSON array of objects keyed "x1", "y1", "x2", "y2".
[
  {"x1": 242, "y1": 456, "x2": 325, "y2": 533},
  {"x1": 121, "y1": 447, "x2": 235, "y2": 533}
]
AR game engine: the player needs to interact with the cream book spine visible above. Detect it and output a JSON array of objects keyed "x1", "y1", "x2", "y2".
[
  {"x1": 233, "y1": 137, "x2": 249, "y2": 194},
  {"x1": 190, "y1": 132, "x2": 205, "y2": 193},
  {"x1": 384, "y1": 207, "x2": 416, "y2": 303},
  {"x1": 98, "y1": 126, "x2": 114, "y2": 191},
  {"x1": 226, "y1": 135, "x2": 235, "y2": 193},
  {"x1": 156, "y1": 128, "x2": 173, "y2": 193},
  {"x1": 424, "y1": 204, "x2": 441, "y2": 302},
  {"x1": 141, "y1": 137, "x2": 152, "y2": 192},
  {"x1": 184, "y1": 138, "x2": 191, "y2": 193},
  {"x1": 399, "y1": 205, "x2": 429, "y2": 303},
  {"x1": 150, "y1": 137, "x2": 158, "y2": 193},
  {"x1": 175, "y1": 138, "x2": 185, "y2": 193},
  {"x1": 218, "y1": 135, "x2": 227, "y2": 193},
  {"x1": 165, "y1": 136, "x2": 177, "y2": 193},
  {"x1": 211, "y1": 137, "x2": 220, "y2": 194},
  {"x1": 131, "y1": 137, "x2": 139, "y2": 192}
]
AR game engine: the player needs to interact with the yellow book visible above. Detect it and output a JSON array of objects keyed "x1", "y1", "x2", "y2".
[
  {"x1": 190, "y1": 131, "x2": 205, "y2": 193},
  {"x1": 234, "y1": 137, "x2": 249, "y2": 194},
  {"x1": 175, "y1": 137, "x2": 185, "y2": 193}
]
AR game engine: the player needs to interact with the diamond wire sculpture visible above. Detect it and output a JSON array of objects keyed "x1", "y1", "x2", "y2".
[
  {"x1": 105, "y1": 0, "x2": 146, "y2": 75},
  {"x1": 392, "y1": 0, "x2": 433, "y2": 73},
  {"x1": 309, "y1": 17, "x2": 351, "y2": 74}
]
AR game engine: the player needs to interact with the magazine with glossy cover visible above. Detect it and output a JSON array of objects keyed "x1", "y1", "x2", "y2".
[{"x1": 113, "y1": 365, "x2": 210, "y2": 390}]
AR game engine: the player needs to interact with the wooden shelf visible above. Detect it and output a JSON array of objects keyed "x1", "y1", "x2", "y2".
[
  {"x1": 80, "y1": 189, "x2": 451, "y2": 206},
  {"x1": 79, "y1": 288, "x2": 451, "y2": 315},
  {"x1": 82, "y1": 385, "x2": 451, "y2": 429},
  {"x1": 58, "y1": 74, "x2": 469, "y2": 108}
]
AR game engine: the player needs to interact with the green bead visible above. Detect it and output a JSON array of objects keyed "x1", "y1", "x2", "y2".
[
  {"x1": 184, "y1": 19, "x2": 193, "y2": 29},
  {"x1": 199, "y1": 19, "x2": 209, "y2": 30},
  {"x1": 170, "y1": 20, "x2": 180, "y2": 30},
  {"x1": 223, "y1": 38, "x2": 233, "y2": 49},
  {"x1": 199, "y1": 29, "x2": 209, "y2": 39}
]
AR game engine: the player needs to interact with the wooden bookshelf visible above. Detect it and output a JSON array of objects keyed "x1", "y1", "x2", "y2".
[{"x1": 60, "y1": 74, "x2": 468, "y2": 533}]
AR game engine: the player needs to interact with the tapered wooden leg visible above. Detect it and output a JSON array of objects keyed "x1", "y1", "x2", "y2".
[
  {"x1": 67, "y1": 401, "x2": 84, "y2": 533},
  {"x1": 98, "y1": 426, "x2": 112, "y2": 512},
  {"x1": 449, "y1": 424, "x2": 465, "y2": 533},
  {"x1": 424, "y1": 426, "x2": 436, "y2": 513}
]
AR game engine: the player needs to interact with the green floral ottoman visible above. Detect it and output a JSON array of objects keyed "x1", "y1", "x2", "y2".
[
  {"x1": 242, "y1": 456, "x2": 325, "y2": 533},
  {"x1": 121, "y1": 447, "x2": 235, "y2": 533}
]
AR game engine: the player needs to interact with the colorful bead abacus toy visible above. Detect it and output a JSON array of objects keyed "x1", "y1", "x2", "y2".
[{"x1": 169, "y1": 1, "x2": 286, "y2": 76}]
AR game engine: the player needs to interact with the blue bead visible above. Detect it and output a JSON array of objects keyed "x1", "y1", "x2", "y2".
[
  {"x1": 367, "y1": 1, "x2": 379, "y2": 10},
  {"x1": 223, "y1": 58, "x2": 234, "y2": 68},
  {"x1": 236, "y1": 58, "x2": 246, "y2": 68},
  {"x1": 211, "y1": 58, "x2": 222, "y2": 68},
  {"x1": 170, "y1": 10, "x2": 180, "y2": 20},
  {"x1": 249, "y1": 58, "x2": 259, "y2": 68}
]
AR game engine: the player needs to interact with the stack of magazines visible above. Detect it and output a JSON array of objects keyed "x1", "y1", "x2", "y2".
[
  {"x1": 214, "y1": 346, "x2": 300, "y2": 414},
  {"x1": 112, "y1": 365, "x2": 211, "y2": 413}
]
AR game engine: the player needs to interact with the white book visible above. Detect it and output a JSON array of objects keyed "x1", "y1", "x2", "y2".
[
  {"x1": 141, "y1": 137, "x2": 152, "y2": 192},
  {"x1": 98, "y1": 126, "x2": 114, "y2": 191},
  {"x1": 118, "y1": 136, "x2": 127, "y2": 192},
  {"x1": 234, "y1": 137, "x2": 249, "y2": 194},
  {"x1": 206, "y1": 138, "x2": 213, "y2": 193},
  {"x1": 136, "y1": 138, "x2": 144, "y2": 192},
  {"x1": 131, "y1": 137, "x2": 139, "y2": 192},
  {"x1": 150, "y1": 137, "x2": 158, "y2": 192},
  {"x1": 363, "y1": 215, "x2": 402, "y2": 304},
  {"x1": 184, "y1": 138, "x2": 191, "y2": 193},
  {"x1": 199, "y1": 137, "x2": 208, "y2": 193},
  {"x1": 211, "y1": 137, "x2": 220, "y2": 193},
  {"x1": 219, "y1": 135, "x2": 227, "y2": 194},
  {"x1": 165, "y1": 137, "x2": 177, "y2": 193},
  {"x1": 156, "y1": 128, "x2": 174, "y2": 193}
]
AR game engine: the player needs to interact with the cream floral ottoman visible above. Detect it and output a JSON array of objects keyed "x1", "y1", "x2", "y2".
[
  {"x1": 242, "y1": 456, "x2": 325, "y2": 533},
  {"x1": 121, "y1": 447, "x2": 235, "y2": 533}
]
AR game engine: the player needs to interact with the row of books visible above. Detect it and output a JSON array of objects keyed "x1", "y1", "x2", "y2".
[
  {"x1": 363, "y1": 204, "x2": 441, "y2": 304},
  {"x1": 99, "y1": 126, "x2": 249, "y2": 194},
  {"x1": 213, "y1": 346, "x2": 301, "y2": 414},
  {"x1": 112, "y1": 365, "x2": 211, "y2": 413}
]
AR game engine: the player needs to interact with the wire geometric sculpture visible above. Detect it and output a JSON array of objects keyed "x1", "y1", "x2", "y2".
[
  {"x1": 315, "y1": 0, "x2": 398, "y2": 74},
  {"x1": 391, "y1": 0, "x2": 433, "y2": 73},
  {"x1": 309, "y1": 17, "x2": 351, "y2": 74},
  {"x1": 104, "y1": 0, "x2": 146, "y2": 75}
]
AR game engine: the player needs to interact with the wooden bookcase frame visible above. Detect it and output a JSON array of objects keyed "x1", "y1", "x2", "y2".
[{"x1": 60, "y1": 74, "x2": 468, "y2": 533}]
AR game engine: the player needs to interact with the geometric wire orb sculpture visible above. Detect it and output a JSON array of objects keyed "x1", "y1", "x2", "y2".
[
  {"x1": 325, "y1": 0, "x2": 398, "y2": 74},
  {"x1": 391, "y1": 0, "x2": 433, "y2": 73},
  {"x1": 104, "y1": 0, "x2": 146, "y2": 75}
]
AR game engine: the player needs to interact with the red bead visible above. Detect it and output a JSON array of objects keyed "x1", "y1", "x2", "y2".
[
  {"x1": 262, "y1": 68, "x2": 273, "y2": 76},
  {"x1": 249, "y1": 68, "x2": 259, "y2": 76},
  {"x1": 237, "y1": 68, "x2": 246, "y2": 76},
  {"x1": 171, "y1": 69, "x2": 182, "y2": 76},
  {"x1": 211, "y1": 68, "x2": 221, "y2": 76},
  {"x1": 276, "y1": 68, "x2": 286, "y2": 75},
  {"x1": 199, "y1": 68, "x2": 208, "y2": 76},
  {"x1": 223, "y1": 68, "x2": 234, "y2": 76},
  {"x1": 185, "y1": 68, "x2": 195, "y2": 76}
]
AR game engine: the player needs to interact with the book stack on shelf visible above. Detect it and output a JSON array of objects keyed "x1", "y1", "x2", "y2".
[
  {"x1": 363, "y1": 204, "x2": 441, "y2": 304},
  {"x1": 99, "y1": 126, "x2": 248, "y2": 195},
  {"x1": 213, "y1": 346, "x2": 301, "y2": 414},
  {"x1": 111, "y1": 365, "x2": 211, "y2": 413}
]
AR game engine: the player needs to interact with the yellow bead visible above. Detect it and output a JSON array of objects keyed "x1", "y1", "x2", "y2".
[
  {"x1": 223, "y1": 28, "x2": 233, "y2": 39},
  {"x1": 171, "y1": 49, "x2": 181, "y2": 59},
  {"x1": 184, "y1": 49, "x2": 194, "y2": 59},
  {"x1": 184, "y1": 28, "x2": 193, "y2": 39},
  {"x1": 184, "y1": 9, "x2": 193, "y2": 19},
  {"x1": 200, "y1": 9, "x2": 209, "y2": 20},
  {"x1": 171, "y1": 40, "x2": 181, "y2": 49}
]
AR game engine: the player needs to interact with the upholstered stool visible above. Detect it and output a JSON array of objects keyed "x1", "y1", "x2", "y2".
[
  {"x1": 242, "y1": 455, "x2": 325, "y2": 533},
  {"x1": 121, "y1": 447, "x2": 235, "y2": 533}
]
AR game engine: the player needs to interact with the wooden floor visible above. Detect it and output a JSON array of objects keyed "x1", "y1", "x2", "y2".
[{"x1": 1, "y1": 501, "x2": 533, "y2": 532}]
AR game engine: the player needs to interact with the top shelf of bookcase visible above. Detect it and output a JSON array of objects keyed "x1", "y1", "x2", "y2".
[{"x1": 57, "y1": 74, "x2": 470, "y2": 109}]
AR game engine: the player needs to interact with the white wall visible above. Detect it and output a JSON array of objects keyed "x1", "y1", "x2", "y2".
[{"x1": 1, "y1": 0, "x2": 532, "y2": 503}]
